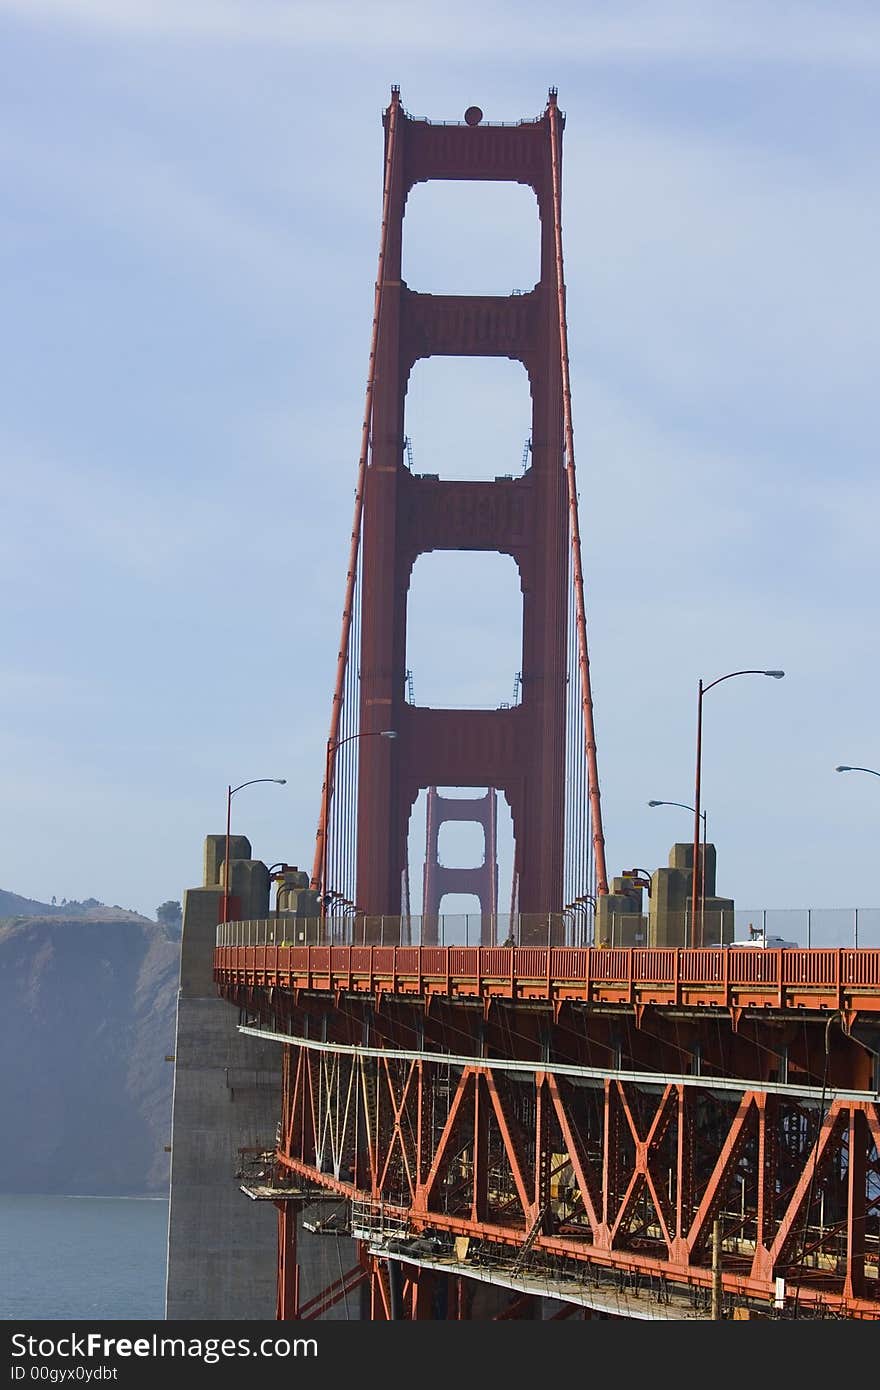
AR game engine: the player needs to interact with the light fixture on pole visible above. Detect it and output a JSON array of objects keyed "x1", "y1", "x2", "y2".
[
  {"x1": 649, "y1": 799, "x2": 708, "y2": 941},
  {"x1": 691, "y1": 670, "x2": 784, "y2": 949},
  {"x1": 562, "y1": 892, "x2": 597, "y2": 948},
  {"x1": 835, "y1": 765, "x2": 880, "y2": 778},
  {"x1": 222, "y1": 778, "x2": 287, "y2": 925},
  {"x1": 321, "y1": 730, "x2": 397, "y2": 919},
  {"x1": 648, "y1": 797, "x2": 707, "y2": 830}
]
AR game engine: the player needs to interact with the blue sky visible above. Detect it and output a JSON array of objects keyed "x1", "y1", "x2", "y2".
[{"x1": 1, "y1": 1, "x2": 878, "y2": 922}]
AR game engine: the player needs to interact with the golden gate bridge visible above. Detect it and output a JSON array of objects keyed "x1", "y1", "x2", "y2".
[{"x1": 209, "y1": 87, "x2": 880, "y2": 1321}]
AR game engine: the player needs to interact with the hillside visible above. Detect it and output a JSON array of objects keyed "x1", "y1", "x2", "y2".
[
  {"x1": 0, "y1": 887, "x2": 152, "y2": 922},
  {"x1": 0, "y1": 913, "x2": 180, "y2": 1196}
]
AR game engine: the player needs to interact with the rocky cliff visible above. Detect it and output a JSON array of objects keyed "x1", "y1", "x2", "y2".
[{"x1": 0, "y1": 914, "x2": 180, "y2": 1195}]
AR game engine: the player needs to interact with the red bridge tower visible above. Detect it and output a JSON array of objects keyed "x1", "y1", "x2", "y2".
[{"x1": 336, "y1": 87, "x2": 606, "y2": 924}]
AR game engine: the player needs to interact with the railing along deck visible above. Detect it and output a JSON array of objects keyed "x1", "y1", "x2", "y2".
[{"x1": 214, "y1": 942, "x2": 880, "y2": 1016}]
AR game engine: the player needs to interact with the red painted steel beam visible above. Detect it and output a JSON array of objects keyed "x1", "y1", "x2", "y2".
[
  {"x1": 275, "y1": 1204, "x2": 299, "y2": 1320},
  {"x1": 214, "y1": 943, "x2": 880, "y2": 1017},
  {"x1": 273, "y1": 1039, "x2": 880, "y2": 1318},
  {"x1": 298, "y1": 1263, "x2": 367, "y2": 1321}
]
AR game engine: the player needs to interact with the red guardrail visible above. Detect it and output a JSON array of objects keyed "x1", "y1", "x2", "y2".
[{"x1": 215, "y1": 944, "x2": 880, "y2": 1013}]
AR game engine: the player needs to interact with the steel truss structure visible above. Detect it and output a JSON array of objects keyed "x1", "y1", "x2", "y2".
[{"x1": 219, "y1": 974, "x2": 880, "y2": 1320}]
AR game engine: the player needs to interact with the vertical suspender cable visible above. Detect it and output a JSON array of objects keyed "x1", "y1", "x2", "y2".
[
  {"x1": 312, "y1": 92, "x2": 401, "y2": 890},
  {"x1": 574, "y1": 577, "x2": 586, "y2": 905},
  {"x1": 342, "y1": 552, "x2": 362, "y2": 910},
  {"x1": 567, "y1": 566, "x2": 575, "y2": 908},
  {"x1": 548, "y1": 93, "x2": 608, "y2": 895},
  {"x1": 572, "y1": 564, "x2": 584, "y2": 907}
]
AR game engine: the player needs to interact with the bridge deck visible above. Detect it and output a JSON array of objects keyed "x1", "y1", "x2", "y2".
[{"x1": 214, "y1": 943, "x2": 880, "y2": 1016}]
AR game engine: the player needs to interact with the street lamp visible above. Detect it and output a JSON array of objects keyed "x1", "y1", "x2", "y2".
[
  {"x1": 563, "y1": 892, "x2": 597, "y2": 948},
  {"x1": 649, "y1": 799, "x2": 708, "y2": 941},
  {"x1": 649, "y1": 798, "x2": 706, "y2": 828},
  {"x1": 835, "y1": 765, "x2": 880, "y2": 778},
  {"x1": 321, "y1": 729, "x2": 397, "y2": 918},
  {"x1": 692, "y1": 669, "x2": 784, "y2": 948},
  {"x1": 222, "y1": 778, "x2": 287, "y2": 925}
]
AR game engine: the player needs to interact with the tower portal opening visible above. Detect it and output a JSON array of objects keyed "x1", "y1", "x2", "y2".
[
  {"x1": 406, "y1": 551, "x2": 522, "y2": 710},
  {"x1": 404, "y1": 355, "x2": 531, "y2": 482},
  {"x1": 403, "y1": 179, "x2": 539, "y2": 295}
]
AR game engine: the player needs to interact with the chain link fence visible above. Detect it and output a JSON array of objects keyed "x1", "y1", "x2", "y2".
[{"x1": 218, "y1": 907, "x2": 879, "y2": 950}]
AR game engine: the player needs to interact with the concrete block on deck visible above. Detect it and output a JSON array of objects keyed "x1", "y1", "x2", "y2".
[
  {"x1": 226, "y1": 858, "x2": 270, "y2": 919},
  {"x1": 595, "y1": 893, "x2": 643, "y2": 948},
  {"x1": 204, "y1": 833, "x2": 251, "y2": 887},
  {"x1": 668, "y1": 841, "x2": 716, "y2": 897},
  {"x1": 180, "y1": 886, "x2": 224, "y2": 998}
]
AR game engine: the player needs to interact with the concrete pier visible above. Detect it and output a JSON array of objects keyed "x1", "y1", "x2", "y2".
[{"x1": 164, "y1": 835, "x2": 279, "y2": 1320}]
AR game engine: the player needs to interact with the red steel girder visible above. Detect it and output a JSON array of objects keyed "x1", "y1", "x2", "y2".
[
  {"x1": 214, "y1": 942, "x2": 880, "y2": 1020},
  {"x1": 274, "y1": 1040, "x2": 880, "y2": 1319}
]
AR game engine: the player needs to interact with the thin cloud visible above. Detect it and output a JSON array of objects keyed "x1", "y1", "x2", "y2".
[
  {"x1": 566, "y1": 114, "x2": 880, "y2": 407},
  {"x1": 0, "y1": 127, "x2": 334, "y2": 306},
  {"x1": 0, "y1": 669, "x2": 100, "y2": 713},
  {"x1": 0, "y1": 439, "x2": 231, "y2": 584},
  {"x1": 2, "y1": 0, "x2": 880, "y2": 69}
]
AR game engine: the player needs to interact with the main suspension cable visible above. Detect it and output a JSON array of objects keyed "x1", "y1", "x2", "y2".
[
  {"x1": 312, "y1": 90, "x2": 401, "y2": 890},
  {"x1": 548, "y1": 91, "x2": 608, "y2": 895}
]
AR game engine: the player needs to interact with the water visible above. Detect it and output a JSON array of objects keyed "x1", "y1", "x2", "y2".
[{"x1": 0, "y1": 1194, "x2": 168, "y2": 1320}]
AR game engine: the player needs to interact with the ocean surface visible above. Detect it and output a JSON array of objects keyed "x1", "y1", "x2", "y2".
[{"x1": 0, "y1": 1194, "x2": 169, "y2": 1321}]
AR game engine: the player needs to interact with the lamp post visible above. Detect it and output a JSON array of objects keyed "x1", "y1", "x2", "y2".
[
  {"x1": 563, "y1": 892, "x2": 597, "y2": 948},
  {"x1": 649, "y1": 797, "x2": 706, "y2": 830},
  {"x1": 321, "y1": 729, "x2": 397, "y2": 919},
  {"x1": 222, "y1": 778, "x2": 287, "y2": 925},
  {"x1": 835, "y1": 765, "x2": 880, "y2": 778},
  {"x1": 649, "y1": 799, "x2": 707, "y2": 941},
  {"x1": 691, "y1": 670, "x2": 784, "y2": 948}
]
